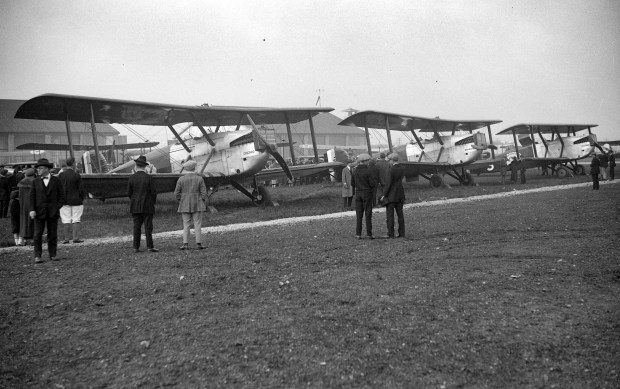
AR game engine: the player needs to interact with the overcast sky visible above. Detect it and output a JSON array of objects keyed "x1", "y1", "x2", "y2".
[{"x1": 1, "y1": 0, "x2": 618, "y2": 143}]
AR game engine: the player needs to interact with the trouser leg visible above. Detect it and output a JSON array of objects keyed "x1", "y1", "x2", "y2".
[
  {"x1": 33, "y1": 218, "x2": 45, "y2": 258},
  {"x1": 364, "y1": 197, "x2": 373, "y2": 236},
  {"x1": 386, "y1": 203, "x2": 395, "y2": 237},
  {"x1": 72, "y1": 222, "x2": 80, "y2": 240},
  {"x1": 395, "y1": 202, "x2": 405, "y2": 237},
  {"x1": 144, "y1": 214, "x2": 154, "y2": 249},
  {"x1": 132, "y1": 214, "x2": 143, "y2": 249},
  {"x1": 46, "y1": 218, "x2": 58, "y2": 258},
  {"x1": 182, "y1": 213, "x2": 191, "y2": 243},
  {"x1": 193, "y1": 212, "x2": 203, "y2": 244},
  {"x1": 355, "y1": 196, "x2": 364, "y2": 236},
  {"x1": 63, "y1": 223, "x2": 71, "y2": 241}
]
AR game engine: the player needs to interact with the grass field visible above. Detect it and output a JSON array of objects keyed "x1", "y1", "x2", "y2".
[{"x1": 1, "y1": 174, "x2": 619, "y2": 387}]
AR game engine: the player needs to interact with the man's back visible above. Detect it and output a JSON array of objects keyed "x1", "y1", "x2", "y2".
[
  {"x1": 59, "y1": 169, "x2": 84, "y2": 206},
  {"x1": 128, "y1": 171, "x2": 157, "y2": 214}
]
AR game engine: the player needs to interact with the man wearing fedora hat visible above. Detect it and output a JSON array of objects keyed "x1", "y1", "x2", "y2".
[
  {"x1": 29, "y1": 158, "x2": 65, "y2": 263},
  {"x1": 128, "y1": 156, "x2": 159, "y2": 253}
]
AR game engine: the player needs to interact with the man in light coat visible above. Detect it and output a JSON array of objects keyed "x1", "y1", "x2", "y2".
[
  {"x1": 174, "y1": 160, "x2": 207, "y2": 250},
  {"x1": 341, "y1": 160, "x2": 354, "y2": 210}
]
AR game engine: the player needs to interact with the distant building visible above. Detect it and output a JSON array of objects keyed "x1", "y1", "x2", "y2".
[{"x1": 0, "y1": 99, "x2": 120, "y2": 164}]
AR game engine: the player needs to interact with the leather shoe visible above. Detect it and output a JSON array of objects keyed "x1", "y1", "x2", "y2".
[
  {"x1": 383, "y1": 235, "x2": 395, "y2": 239},
  {"x1": 34, "y1": 257, "x2": 43, "y2": 263},
  {"x1": 179, "y1": 244, "x2": 188, "y2": 250},
  {"x1": 50, "y1": 256, "x2": 58, "y2": 261},
  {"x1": 355, "y1": 235, "x2": 362, "y2": 239},
  {"x1": 196, "y1": 244, "x2": 205, "y2": 250},
  {"x1": 62, "y1": 240, "x2": 70, "y2": 244},
  {"x1": 367, "y1": 235, "x2": 375, "y2": 240},
  {"x1": 134, "y1": 249, "x2": 142, "y2": 253},
  {"x1": 147, "y1": 248, "x2": 159, "y2": 253},
  {"x1": 73, "y1": 239, "x2": 84, "y2": 244}
]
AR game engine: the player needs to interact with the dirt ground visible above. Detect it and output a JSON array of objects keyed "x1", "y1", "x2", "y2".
[{"x1": 1, "y1": 180, "x2": 619, "y2": 388}]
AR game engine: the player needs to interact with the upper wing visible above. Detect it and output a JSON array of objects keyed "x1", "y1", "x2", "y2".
[
  {"x1": 14, "y1": 94, "x2": 334, "y2": 126},
  {"x1": 16, "y1": 142, "x2": 159, "y2": 151},
  {"x1": 338, "y1": 110, "x2": 501, "y2": 133},
  {"x1": 497, "y1": 123, "x2": 597, "y2": 135}
]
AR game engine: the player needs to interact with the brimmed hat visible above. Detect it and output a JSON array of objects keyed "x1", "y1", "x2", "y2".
[
  {"x1": 183, "y1": 160, "x2": 197, "y2": 171},
  {"x1": 0, "y1": 169, "x2": 7, "y2": 176},
  {"x1": 35, "y1": 158, "x2": 53, "y2": 168},
  {"x1": 356, "y1": 153, "x2": 371, "y2": 162},
  {"x1": 133, "y1": 155, "x2": 149, "y2": 166},
  {"x1": 387, "y1": 153, "x2": 399, "y2": 161}
]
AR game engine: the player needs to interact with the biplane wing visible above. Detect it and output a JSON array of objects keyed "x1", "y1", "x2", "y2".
[
  {"x1": 338, "y1": 110, "x2": 502, "y2": 133},
  {"x1": 15, "y1": 94, "x2": 341, "y2": 205},
  {"x1": 15, "y1": 142, "x2": 159, "y2": 151}
]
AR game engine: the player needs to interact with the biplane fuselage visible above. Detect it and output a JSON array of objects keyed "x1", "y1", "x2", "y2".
[{"x1": 403, "y1": 133, "x2": 485, "y2": 165}]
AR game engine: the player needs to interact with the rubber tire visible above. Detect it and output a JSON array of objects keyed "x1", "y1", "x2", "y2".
[
  {"x1": 556, "y1": 166, "x2": 569, "y2": 178},
  {"x1": 574, "y1": 165, "x2": 585, "y2": 176},
  {"x1": 430, "y1": 174, "x2": 443, "y2": 188},
  {"x1": 252, "y1": 186, "x2": 271, "y2": 206},
  {"x1": 461, "y1": 172, "x2": 474, "y2": 186}
]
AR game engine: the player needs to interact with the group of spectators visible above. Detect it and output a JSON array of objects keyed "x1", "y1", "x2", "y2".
[
  {"x1": 342, "y1": 152, "x2": 406, "y2": 239},
  {"x1": 1, "y1": 157, "x2": 86, "y2": 262}
]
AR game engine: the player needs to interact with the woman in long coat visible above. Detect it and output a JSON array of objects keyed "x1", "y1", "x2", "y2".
[
  {"x1": 341, "y1": 161, "x2": 354, "y2": 210},
  {"x1": 18, "y1": 169, "x2": 36, "y2": 244}
]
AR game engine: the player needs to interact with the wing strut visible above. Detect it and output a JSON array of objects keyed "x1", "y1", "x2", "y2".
[
  {"x1": 199, "y1": 148, "x2": 217, "y2": 174},
  {"x1": 537, "y1": 128, "x2": 549, "y2": 158},
  {"x1": 512, "y1": 130, "x2": 520, "y2": 159},
  {"x1": 529, "y1": 125, "x2": 538, "y2": 158},
  {"x1": 556, "y1": 129, "x2": 565, "y2": 158},
  {"x1": 486, "y1": 124, "x2": 495, "y2": 159},
  {"x1": 284, "y1": 113, "x2": 296, "y2": 165},
  {"x1": 64, "y1": 112, "x2": 75, "y2": 160},
  {"x1": 307, "y1": 112, "x2": 320, "y2": 163},
  {"x1": 166, "y1": 123, "x2": 191, "y2": 153},
  {"x1": 384, "y1": 114, "x2": 394, "y2": 153},
  {"x1": 89, "y1": 104, "x2": 102, "y2": 173},
  {"x1": 363, "y1": 116, "x2": 372, "y2": 155}
]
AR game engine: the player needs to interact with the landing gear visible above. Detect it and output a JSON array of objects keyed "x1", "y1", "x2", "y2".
[
  {"x1": 556, "y1": 166, "x2": 572, "y2": 178},
  {"x1": 429, "y1": 174, "x2": 443, "y2": 188},
  {"x1": 574, "y1": 164, "x2": 585, "y2": 176},
  {"x1": 251, "y1": 185, "x2": 271, "y2": 206},
  {"x1": 460, "y1": 172, "x2": 474, "y2": 186}
]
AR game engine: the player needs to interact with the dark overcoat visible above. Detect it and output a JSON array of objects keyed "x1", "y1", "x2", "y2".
[{"x1": 128, "y1": 171, "x2": 157, "y2": 214}]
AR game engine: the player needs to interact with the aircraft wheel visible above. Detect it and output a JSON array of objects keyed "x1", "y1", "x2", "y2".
[
  {"x1": 252, "y1": 186, "x2": 271, "y2": 206},
  {"x1": 574, "y1": 165, "x2": 585, "y2": 175},
  {"x1": 556, "y1": 166, "x2": 569, "y2": 178},
  {"x1": 461, "y1": 172, "x2": 474, "y2": 186},
  {"x1": 429, "y1": 174, "x2": 443, "y2": 188}
]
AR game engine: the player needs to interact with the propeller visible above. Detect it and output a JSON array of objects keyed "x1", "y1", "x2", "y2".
[{"x1": 245, "y1": 115, "x2": 293, "y2": 181}]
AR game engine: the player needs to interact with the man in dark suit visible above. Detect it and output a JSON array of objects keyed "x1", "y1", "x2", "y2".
[
  {"x1": 351, "y1": 153, "x2": 376, "y2": 239},
  {"x1": 381, "y1": 153, "x2": 406, "y2": 238},
  {"x1": 128, "y1": 155, "x2": 159, "y2": 253},
  {"x1": 29, "y1": 158, "x2": 65, "y2": 263}
]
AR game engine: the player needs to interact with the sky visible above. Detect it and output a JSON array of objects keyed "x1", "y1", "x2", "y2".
[{"x1": 1, "y1": 0, "x2": 619, "y2": 144}]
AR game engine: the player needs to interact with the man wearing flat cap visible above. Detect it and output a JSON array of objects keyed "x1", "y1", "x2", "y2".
[
  {"x1": 374, "y1": 152, "x2": 390, "y2": 206},
  {"x1": 381, "y1": 153, "x2": 406, "y2": 238},
  {"x1": 174, "y1": 159, "x2": 208, "y2": 250},
  {"x1": 351, "y1": 153, "x2": 377, "y2": 239},
  {"x1": 29, "y1": 158, "x2": 65, "y2": 263},
  {"x1": 128, "y1": 156, "x2": 159, "y2": 253}
]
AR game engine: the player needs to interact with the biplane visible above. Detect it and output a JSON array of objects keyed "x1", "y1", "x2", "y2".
[
  {"x1": 14, "y1": 94, "x2": 345, "y2": 205},
  {"x1": 472, "y1": 123, "x2": 599, "y2": 177},
  {"x1": 338, "y1": 110, "x2": 501, "y2": 187}
]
